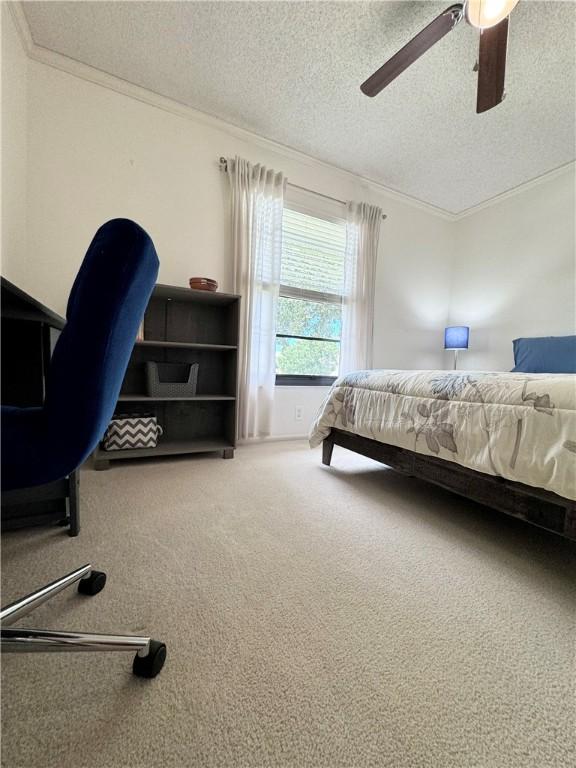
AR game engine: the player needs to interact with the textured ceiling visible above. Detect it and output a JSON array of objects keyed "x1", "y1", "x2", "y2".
[{"x1": 22, "y1": 1, "x2": 576, "y2": 213}]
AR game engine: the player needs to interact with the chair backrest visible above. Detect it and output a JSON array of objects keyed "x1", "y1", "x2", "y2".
[{"x1": 44, "y1": 218, "x2": 159, "y2": 474}]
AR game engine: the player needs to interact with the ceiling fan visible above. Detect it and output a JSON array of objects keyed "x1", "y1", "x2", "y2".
[{"x1": 361, "y1": 0, "x2": 519, "y2": 113}]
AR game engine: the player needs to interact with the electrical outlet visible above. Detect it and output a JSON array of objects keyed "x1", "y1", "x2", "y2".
[{"x1": 294, "y1": 407, "x2": 303, "y2": 422}]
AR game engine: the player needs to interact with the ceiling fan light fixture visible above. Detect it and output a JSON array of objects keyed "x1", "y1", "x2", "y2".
[{"x1": 465, "y1": 0, "x2": 519, "y2": 29}]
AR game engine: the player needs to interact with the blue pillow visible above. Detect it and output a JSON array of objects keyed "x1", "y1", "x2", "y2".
[{"x1": 512, "y1": 336, "x2": 576, "y2": 374}]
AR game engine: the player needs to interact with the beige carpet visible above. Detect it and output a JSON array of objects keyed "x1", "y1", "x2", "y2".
[{"x1": 1, "y1": 441, "x2": 575, "y2": 768}]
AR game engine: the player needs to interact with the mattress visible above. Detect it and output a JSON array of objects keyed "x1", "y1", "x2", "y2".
[{"x1": 309, "y1": 370, "x2": 576, "y2": 501}]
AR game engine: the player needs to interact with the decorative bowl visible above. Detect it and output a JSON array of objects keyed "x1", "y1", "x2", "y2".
[{"x1": 189, "y1": 277, "x2": 218, "y2": 292}]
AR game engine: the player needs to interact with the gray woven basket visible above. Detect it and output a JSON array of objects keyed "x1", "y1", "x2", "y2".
[{"x1": 146, "y1": 361, "x2": 199, "y2": 398}]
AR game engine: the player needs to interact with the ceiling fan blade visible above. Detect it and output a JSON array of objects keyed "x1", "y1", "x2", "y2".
[
  {"x1": 360, "y1": 4, "x2": 464, "y2": 97},
  {"x1": 476, "y1": 16, "x2": 509, "y2": 113}
]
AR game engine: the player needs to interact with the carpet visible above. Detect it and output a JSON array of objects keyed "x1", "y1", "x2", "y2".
[{"x1": 1, "y1": 441, "x2": 575, "y2": 768}]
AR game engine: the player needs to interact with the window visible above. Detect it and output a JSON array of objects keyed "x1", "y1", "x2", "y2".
[{"x1": 275, "y1": 206, "x2": 346, "y2": 386}]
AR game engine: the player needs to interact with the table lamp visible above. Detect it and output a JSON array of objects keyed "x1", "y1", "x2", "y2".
[{"x1": 444, "y1": 326, "x2": 469, "y2": 369}]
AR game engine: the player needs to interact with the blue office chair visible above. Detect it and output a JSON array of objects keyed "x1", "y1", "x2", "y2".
[{"x1": 1, "y1": 219, "x2": 166, "y2": 677}]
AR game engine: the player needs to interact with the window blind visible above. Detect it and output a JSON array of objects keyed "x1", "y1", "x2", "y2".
[{"x1": 281, "y1": 208, "x2": 346, "y2": 297}]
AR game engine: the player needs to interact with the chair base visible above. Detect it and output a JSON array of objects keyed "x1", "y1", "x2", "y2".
[{"x1": 0, "y1": 564, "x2": 166, "y2": 678}]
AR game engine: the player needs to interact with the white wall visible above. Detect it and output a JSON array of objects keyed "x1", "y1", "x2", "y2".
[
  {"x1": 21, "y1": 57, "x2": 454, "y2": 333},
  {"x1": 448, "y1": 167, "x2": 576, "y2": 371},
  {"x1": 374, "y1": 201, "x2": 453, "y2": 371},
  {"x1": 1, "y1": 4, "x2": 28, "y2": 284},
  {"x1": 271, "y1": 386, "x2": 330, "y2": 439}
]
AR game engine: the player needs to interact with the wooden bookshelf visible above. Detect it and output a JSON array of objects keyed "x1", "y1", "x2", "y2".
[{"x1": 94, "y1": 284, "x2": 240, "y2": 469}]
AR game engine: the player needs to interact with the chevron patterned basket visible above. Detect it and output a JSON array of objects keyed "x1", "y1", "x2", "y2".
[{"x1": 101, "y1": 414, "x2": 163, "y2": 452}]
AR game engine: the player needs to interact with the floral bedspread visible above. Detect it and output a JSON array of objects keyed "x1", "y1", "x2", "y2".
[{"x1": 309, "y1": 370, "x2": 576, "y2": 501}]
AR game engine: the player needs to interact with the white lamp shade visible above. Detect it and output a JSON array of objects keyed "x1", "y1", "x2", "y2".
[{"x1": 466, "y1": 0, "x2": 519, "y2": 29}]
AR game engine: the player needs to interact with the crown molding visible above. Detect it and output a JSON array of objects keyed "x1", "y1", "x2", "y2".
[
  {"x1": 9, "y1": 1, "x2": 575, "y2": 223},
  {"x1": 7, "y1": 1, "x2": 33, "y2": 53},
  {"x1": 452, "y1": 160, "x2": 576, "y2": 220},
  {"x1": 9, "y1": 2, "x2": 456, "y2": 221}
]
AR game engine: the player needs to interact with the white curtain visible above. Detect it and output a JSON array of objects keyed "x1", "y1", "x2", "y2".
[
  {"x1": 227, "y1": 156, "x2": 285, "y2": 440},
  {"x1": 340, "y1": 201, "x2": 383, "y2": 375}
]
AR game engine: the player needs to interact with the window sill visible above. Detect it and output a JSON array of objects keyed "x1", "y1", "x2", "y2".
[{"x1": 275, "y1": 375, "x2": 336, "y2": 387}]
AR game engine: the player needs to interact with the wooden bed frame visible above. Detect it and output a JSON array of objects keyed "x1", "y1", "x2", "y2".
[{"x1": 322, "y1": 429, "x2": 576, "y2": 541}]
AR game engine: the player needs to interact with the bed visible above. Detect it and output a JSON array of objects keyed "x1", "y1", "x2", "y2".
[{"x1": 310, "y1": 369, "x2": 576, "y2": 540}]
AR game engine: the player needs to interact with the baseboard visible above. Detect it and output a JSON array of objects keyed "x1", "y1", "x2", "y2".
[{"x1": 239, "y1": 434, "x2": 309, "y2": 444}]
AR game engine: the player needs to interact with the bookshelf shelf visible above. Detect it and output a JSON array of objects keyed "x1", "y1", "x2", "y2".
[
  {"x1": 117, "y1": 395, "x2": 236, "y2": 402},
  {"x1": 100, "y1": 438, "x2": 233, "y2": 462},
  {"x1": 135, "y1": 340, "x2": 237, "y2": 351}
]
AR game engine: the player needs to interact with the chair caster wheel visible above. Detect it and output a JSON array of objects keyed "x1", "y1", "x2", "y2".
[
  {"x1": 78, "y1": 570, "x2": 107, "y2": 596},
  {"x1": 133, "y1": 640, "x2": 167, "y2": 678}
]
